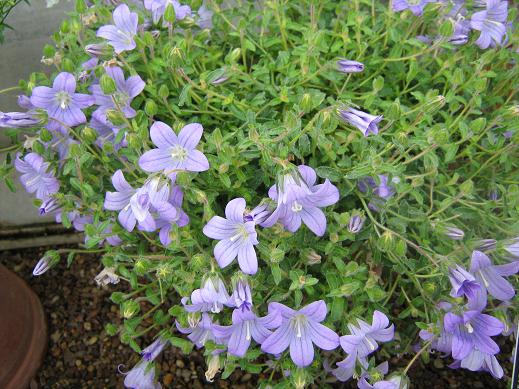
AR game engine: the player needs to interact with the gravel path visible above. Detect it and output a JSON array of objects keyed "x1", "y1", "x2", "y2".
[{"x1": 0, "y1": 246, "x2": 511, "y2": 388}]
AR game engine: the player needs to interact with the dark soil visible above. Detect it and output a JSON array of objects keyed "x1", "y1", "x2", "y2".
[{"x1": 0, "y1": 246, "x2": 512, "y2": 388}]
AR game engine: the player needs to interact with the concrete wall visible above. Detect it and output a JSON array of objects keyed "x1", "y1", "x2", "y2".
[{"x1": 0, "y1": 1, "x2": 74, "y2": 226}]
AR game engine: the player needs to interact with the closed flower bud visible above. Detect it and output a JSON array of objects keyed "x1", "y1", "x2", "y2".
[
  {"x1": 348, "y1": 215, "x2": 364, "y2": 233},
  {"x1": 100, "y1": 74, "x2": 117, "y2": 94},
  {"x1": 81, "y1": 126, "x2": 97, "y2": 143},
  {"x1": 444, "y1": 226, "x2": 465, "y2": 240},
  {"x1": 306, "y1": 250, "x2": 321, "y2": 265},
  {"x1": 381, "y1": 230, "x2": 394, "y2": 250},
  {"x1": 228, "y1": 48, "x2": 241, "y2": 63},
  {"x1": 474, "y1": 239, "x2": 497, "y2": 251},
  {"x1": 164, "y1": 4, "x2": 177, "y2": 24},
  {"x1": 85, "y1": 43, "x2": 107, "y2": 57},
  {"x1": 191, "y1": 253, "x2": 206, "y2": 270},
  {"x1": 106, "y1": 110, "x2": 126, "y2": 125},
  {"x1": 32, "y1": 251, "x2": 60, "y2": 276},
  {"x1": 300, "y1": 93, "x2": 312, "y2": 112},
  {"x1": 40, "y1": 128, "x2": 53, "y2": 142},
  {"x1": 205, "y1": 353, "x2": 221, "y2": 382},
  {"x1": 424, "y1": 281, "x2": 436, "y2": 294},
  {"x1": 336, "y1": 59, "x2": 364, "y2": 73},
  {"x1": 144, "y1": 99, "x2": 158, "y2": 116},
  {"x1": 423, "y1": 95, "x2": 445, "y2": 114},
  {"x1": 122, "y1": 300, "x2": 140, "y2": 319},
  {"x1": 158, "y1": 84, "x2": 170, "y2": 100}
]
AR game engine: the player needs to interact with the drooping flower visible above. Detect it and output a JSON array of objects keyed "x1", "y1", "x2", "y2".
[
  {"x1": 138, "y1": 121, "x2": 209, "y2": 182},
  {"x1": 357, "y1": 362, "x2": 396, "y2": 389},
  {"x1": 339, "y1": 311, "x2": 394, "y2": 359},
  {"x1": 443, "y1": 309, "x2": 504, "y2": 360},
  {"x1": 448, "y1": 265, "x2": 480, "y2": 300},
  {"x1": 141, "y1": 336, "x2": 168, "y2": 361},
  {"x1": 470, "y1": 0, "x2": 508, "y2": 49},
  {"x1": 39, "y1": 197, "x2": 60, "y2": 216},
  {"x1": 261, "y1": 300, "x2": 339, "y2": 367},
  {"x1": 203, "y1": 198, "x2": 259, "y2": 274},
  {"x1": 261, "y1": 165, "x2": 340, "y2": 237},
  {"x1": 97, "y1": 4, "x2": 138, "y2": 54},
  {"x1": 213, "y1": 308, "x2": 281, "y2": 357},
  {"x1": 348, "y1": 215, "x2": 365, "y2": 233},
  {"x1": 181, "y1": 276, "x2": 231, "y2": 314},
  {"x1": 469, "y1": 250, "x2": 519, "y2": 306},
  {"x1": 122, "y1": 360, "x2": 162, "y2": 389},
  {"x1": 94, "y1": 267, "x2": 120, "y2": 286},
  {"x1": 176, "y1": 312, "x2": 224, "y2": 348},
  {"x1": 0, "y1": 111, "x2": 42, "y2": 128},
  {"x1": 15, "y1": 153, "x2": 60, "y2": 200},
  {"x1": 30, "y1": 72, "x2": 94, "y2": 134},
  {"x1": 155, "y1": 186, "x2": 189, "y2": 246},
  {"x1": 91, "y1": 66, "x2": 145, "y2": 123},
  {"x1": 451, "y1": 349, "x2": 504, "y2": 379},
  {"x1": 338, "y1": 107, "x2": 383, "y2": 137},
  {"x1": 336, "y1": 59, "x2": 364, "y2": 73},
  {"x1": 17, "y1": 94, "x2": 34, "y2": 110},
  {"x1": 144, "y1": 0, "x2": 191, "y2": 24},
  {"x1": 392, "y1": 0, "x2": 435, "y2": 16}
]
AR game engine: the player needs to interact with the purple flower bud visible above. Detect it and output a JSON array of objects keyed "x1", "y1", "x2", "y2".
[
  {"x1": 489, "y1": 189, "x2": 499, "y2": 200},
  {"x1": 0, "y1": 111, "x2": 42, "y2": 128},
  {"x1": 505, "y1": 238, "x2": 519, "y2": 258},
  {"x1": 448, "y1": 265, "x2": 480, "y2": 300},
  {"x1": 141, "y1": 336, "x2": 168, "y2": 361},
  {"x1": 474, "y1": 239, "x2": 497, "y2": 251},
  {"x1": 85, "y1": 43, "x2": 108, "y2": 57},
  {"x1": 39, "y1": 198, "x2": 60, "y2": 215},
  {"x1": 210, "y1": 74, "x2": 229, "y2": 85},
  {"x1": 230, "y1": 277, "x2": 252, "y2": 311},
  {"x1": 32, "y1": 252, "x2": 59, "y2": 276},
  {"x1": 348, "y1": 215, "x2": 364, "y2": 233},
  {"x1": 336, "y1": 59, "x2": 364, "y2": 73},
  {"x1": 444, "y1": 226, "x2": 465, "y2": 240}
]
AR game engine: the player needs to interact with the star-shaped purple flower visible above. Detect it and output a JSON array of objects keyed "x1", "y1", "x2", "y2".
[
  {"x1": 30, "y1": 72, "x2": 94, "y2": 134},
  {"x1": 14, "y1": 153, "x2": 60, "y2": 201},
  {"x1": 139, "y1": 121, "x2": 209, "y2": 182},
  {"x1": 448, "y1": 265, "x2": 480, "y2": 301},
  {"x1": 203, "y1": 198, "x2": 259, "y2": 275},
  {"x1": 97, "y1": 4, "x2": 139, "y2": 54},
  {"x1": 181, "y1": 276, "x2": 231, "y2": 314},
  {"x1": 470, "y1": 0, "x2": 508, "y2": 49},
  {"x1": 261, "y1": 300, "x2": 339, "y2": 367}
]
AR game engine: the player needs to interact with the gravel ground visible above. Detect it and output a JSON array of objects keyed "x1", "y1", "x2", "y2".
[{"x1": 0, "y1": 246, "x2": 512, "y2": 388}]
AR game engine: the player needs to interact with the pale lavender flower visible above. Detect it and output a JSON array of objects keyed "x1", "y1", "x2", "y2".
[
  {"x1": 30, "y1": 72, "x2": 94, "y2": 134},
  {"x1": 203, "y1": 198, "x2": 259, "y2": 274},
  {"x1": 451, "y1": 349, "x2": 504, "y2": 379},
  {"x1": 15, "y1": 153, "x2": 59, "y2": 200},
  {"x1": 229, "y1": 277, "x2": 252, "y2": 311},
  {"x1": 176, "y1": 312, "x2": 224, "y2": 348},
  {"x1": 339, "y1": 311, "x2": 394, "y2": 358},
  {"x1": 197, "y1": 1, "x2": 213, "y2": 29},
  {"x1": 91, "y1": 66, "x2": 145, "y2": 123},
  {"x1": 122, "y1": 360, "x2": 161, "y2": 389},
  {"x1": 469, "y1": 250, "x2": 519, "y2": 306},
  {"x1": 358, "y1": 378, "x2": 398, "y2": 389},
  {"x1": 262, "y1": 165, "x2": 339, "y2": 237},
  {"x1": 138, "y1": 121, "x2": 209, "y2": 182},
  {"x1": 0, "y1": 111, "x2": 42, "y2": 128},
  {"x1": 338, "y1": 107, "x2": 383, "y2": 136},
  {"x1": 141, "y1": 336, "x2": 168, "y2": 361},
  {"x1": 261, "y1": 300, "x2": 339, "y2": 367},
  {"x1": 144, "y1": 0, "x2": 191, "y2": 24},
  {"x1": 97, "y1": 4, "x2": 138, "y2": 54},
  {"x1": 470, "y1": 0, "x2": 508, "y2": 49},
  {"x1": 213, "y1": 309, "x2": 281, "y2": 357},
  {"x1": 85, "y1": 43, "x2": 108, "y2": 57},
  {"x1": 419, "y1": 326, "x2": 453, "y2": 355},
  {"x1": 155, "y1": 186, "x2": 189, "y2": 246},
  {"x1": 331, "y1": 353, "x2": 360, "y2": 382},
  {"x1": 444, "y1": 309, "x2": 504, "y2": 360},
  {"x1": 181, "y1": 276, "x2": 231, "y2": 314},
  {"x1": 392, "y1": 0, "x2": 435, "y2": 16},
  {"x1": 102, "y1": 224, "x2": 123, "y2": 246},
  {"x1": 348, "y1": 215, "x2": 364, "y2": 233},
  {"x1": 336, "y1": 60, "x2": 364, "y2": 73},
  {"x1": 448, "y1": 265, "x2": 480, "y2": 300}
]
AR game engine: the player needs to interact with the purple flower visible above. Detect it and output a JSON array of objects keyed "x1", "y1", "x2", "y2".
[
  {"x1": 39, "y1": 198, "x2": 60, "y2": 215},
  {"x1": 229, "y1": 277, "x2": 252, "y2": 311},
  {"x1": 97, "y1": 4, "x2": 138, "y2": 54},
  {"x1": 392, "y1": 0, "x2": 435, "y2": 16},
  {"x1": 203, "y1": 198, "x2": 259, "y2": 274},
  {"x1": 358, "y1": 378, "x2": 398, "y2": 389},
  {"x1": 0, "y1": 111, "x2": 42, "y2": 128},
  {"x1": 448, "y1": 265, "x2": 480, "y2": 300},
  {"x1": 155, "y1": 186, "x2": 189, "y2": 246},
  {"x1": 475, "y1": 238, "x2": 497, "y2": 251},
  {"x1": 100, "y1": 224, "x2": 123, "y2": 246},
  {"x1": 197, "y1": 2, "x2": 213, "y2": 29},
  {"x1": 452, "y1": 349, "x2": 504, "y2": 379},
  {"x1": 32, "y1": 253, "x2": 58, "y2": 276},
  {"x1": 470, "y1": 0, "x2": 508, "y2": 49},
  {"x1": 358, "y1": 175, "x2": 394, "y2": 211},
  {"x1": 348, "y1": 215, "x2": 365, "y2": 233},
  {"x1": 141, "y1": 336, "x2": 168, "y2": 361},
  {"x1": 338, "y1": 107, "x2": 383, "y2": 137},
  {"x1": 444, "y1": 310, "x2": 503, "y2": 360},
  {"x1": 176, "y1": 312, "x2": 224, "y2": 348},
  {"x1": 85, "y1": 43, "x2": 108, "y2": 57},
  {"x1": 339, "y1": 311, "x2": 394, "y2": 358},
  {"x1": 17, "y1": 94, "x2": 34, "y2": 109},
  {"x1": 122, "y1": 360, "x2": 161, "y2": 389},
  {"x1": 261, "y1": 300, "x2": 339, "y2": 367},
  {"x1": 138, "y1": 121, "x2": 209, "y2": 182},
  {"x1": 331, "y1": 353, "x2": 359, "y2": 382},
  {"x1": 262, "y1": 165, "x2": 339, "y2": 237},
  {"x1": 469, "y1": 250, "x2": 519, "y2": 306},
  {"x1": 144, "y1": 0, "x2": 191, "y2": 24},
  {"x1": 213, "y1": 309, "x2": 281, "y2": 357},
  {"x1": 91, "y1": 66, "x2": 145, "y2": 123},
  {"x1": 15, "y1": 153, "x2": 60, "y2": 200},
  {"x1": 505, "y1": 238, "x2": 519, "y2": 258},
  {"x1": 336, "y1": 60, "x2": 364, "y2": 73},
  {"x1": 419, "y1": 326, "x2": 453, "y2": 355},
  {"x1": 181, "y1": 276, "x2": 231, "y2": 314},
  {"x1": 30, "y1": 72, "x2": 94, "y2": 134}
]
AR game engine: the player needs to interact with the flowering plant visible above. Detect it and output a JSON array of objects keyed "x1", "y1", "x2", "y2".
[{"x1": 1, "y1": 0, "x2": 519, "y2": 387}]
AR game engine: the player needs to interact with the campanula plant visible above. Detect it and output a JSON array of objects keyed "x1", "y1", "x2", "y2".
[{"x1": 1, "y1": 0, "x2": 518, "y2": 387}]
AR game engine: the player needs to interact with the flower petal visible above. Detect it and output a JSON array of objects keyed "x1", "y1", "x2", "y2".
[
  {"x1": 225, "y1": 198, "x2": 246, "y2": 223},
  {"x1": 139, "y1": 148, "x2": 173, "y2": 172},
  {"x1": 184, "y1": 149, "x2": 209, "y2": 172},
  {"x1": 150, "y1": 121, "x2": 178, "y2": 148},
  {"x1": 178, "y1": 123, "x2": 203, "y2": 150},
  {"x1": 214, "y1": 238, "x2": 240, "y2": 268},
  {"x1": 308, "y1": 321, "x2": 339, "y2": 351},
  {"x1": 289, "y1": 325, "x2": 314, "y2": 367},
  {"x1": 203, "y1": 216, "x2": 237, "y2": 239}
]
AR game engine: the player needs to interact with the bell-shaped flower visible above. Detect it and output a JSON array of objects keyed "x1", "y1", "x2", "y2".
[
  {"x1": 448, "y1": 265, "x2": 480, "y2": 300},
  {"x1": 453, "y1": 349, "x2": 504, "y2": 379},
  {"x1": 141, "y1": 336, "x2": 168, "y2": 362},
  {"x1": 139, "y1": 121, "x2": 209, "y2": 182},
  {"x1": 181, "y1": 276, "x2": 231, "y2": 314},
  {"x1": 213, "y1": 309, "x2": 281, "y2": 357},
  {"x1": 15, "y1": 153, "x2": 60, "y2": 200},
  {"x1": 261, "y1": 300, "x2": 339, "y2": 367},
  {"x1": 262, "y1": 165, "x2": 339, "y2": 236},
  {"x1": 175, "y1": 312, "x2": 224, "y2": 349},
  {"x1": 470, "y1": 0, "x2": 508, "y2": 49},
  {"x1": 91, "y1": 66, "x2": 145, "y2": 123},
  {"x1": 338, "y1": 107, "x2": 383, "y2": 137},
  {"x1": 443, "y1": 310, "x2": 503, "y2": 360},
  {"x1": 97, "y1": 4, "x2": 138, "y2": 54},
  {"x1": 30, "y1": 72, "x2": 94, "y2": 134},
  {"x1": 203, "y1": 198, "x2": 259, "y2": 274},
  {"x1": 122, "y1": 360, "x2": 162, "y2": 389},
  {"x1": 339, "y1": 310, "x2": 394, "y2": 359}
]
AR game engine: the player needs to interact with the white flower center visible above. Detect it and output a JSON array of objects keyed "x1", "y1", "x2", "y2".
[
  {"x1": 365, "y1": 336, "x2": 377, "y2": 351},
  {"x1": 291, "y1": 200, "x2": 303, "y2": 213},
  {"x1": 292, "y1": 314, "x2": 307, "y2": 338},
  {"x1": 170, "y1": 144, "x2": 188, "y2": 161},
  {"x1": 478, "y1": 271, "x2": 490, "y2": 288},
  {"x1": 245, "y1": 321, "x2": 251, "y2": 341},
  {"x1": 465, "y1": 322, "x2": 474, "y2": 334},
  {"x1": 230, "y1": 224, "x2": 249, "y2": 242},
  {"x1": 55, "y1": 91, "x2": 72, "y2": 110}
]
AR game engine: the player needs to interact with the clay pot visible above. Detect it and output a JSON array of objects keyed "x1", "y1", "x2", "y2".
[{"x1": 0, "y1": 265, "x2": 47, "y2": 389}]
